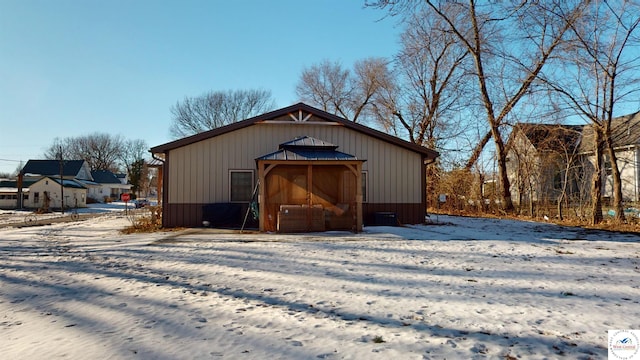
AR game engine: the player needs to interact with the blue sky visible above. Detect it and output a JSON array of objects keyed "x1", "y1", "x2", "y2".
[{"x1": 0, "y1": 0, "x2": 401, "y2": 174}]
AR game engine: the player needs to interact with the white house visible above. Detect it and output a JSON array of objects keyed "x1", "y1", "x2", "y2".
[
  {"x1": 88, "y1": 170, "x2": 131, "y2": 202},
  {"x1": 25, "y1": 176, "x2": 87, "y2": 209}
]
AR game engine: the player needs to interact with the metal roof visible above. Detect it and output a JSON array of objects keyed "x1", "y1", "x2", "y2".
[
  {"x1": 257, "y1": 136, "x2": 360, "y2": 161},
  {"x1": 90, "y1": 170, "x2": 122, "y2": 184},
  {"x1": 21, "y1": 160, "x2": 86, "y2": 177},
  {"x1": 279, "y1": 136, "x2": 338, "y2": 150},
  {"x1": 49, "y1": 178, "x2": 87, "y2": 189},
  {"x1": 257, "y1": 149, "x2": 359, "y2": 161}
]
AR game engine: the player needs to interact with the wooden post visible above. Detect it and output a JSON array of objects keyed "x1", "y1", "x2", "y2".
[
  {"x1": 157, "y1": 165, "x2": 163, "y2": 206},
  {"x1": 307, "y1": 164, "x2": 313, "y2": 232},
  {"x1": 258, "y1": 162, "x2": 265, "y2": 232},
  {"x1": 16, "y1": 172, "x2": 23, "y2": 209},
  {"x1": 59, "y1": 147, "x2": 64, "y2": 214},
  {"x1": 356, "y1": 163, "x2": 363, "y2": 232}
]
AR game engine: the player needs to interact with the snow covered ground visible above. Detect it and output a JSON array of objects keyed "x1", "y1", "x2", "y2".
[
  {"x1": 0, "y1": 201, "x2": 135, "y2": 226},
  {"x1": 1, "y1": 213, "x2": 638, "y2": 359}
]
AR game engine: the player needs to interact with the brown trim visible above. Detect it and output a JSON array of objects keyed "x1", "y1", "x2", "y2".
[
  {"x1": 164, "y1": 203, "x2": 205, "y2": 228},
  {"x1": 161, "y1": 152, "x2": 170, "y2": 228},
  {"x1": 363, "y1": 203, "x2": 425, "y2": 225},
  {"x1": 150, "y1": 103, "x2": 439, "y2": 160},
  {"x1": 421, "y1": 156, "x2": 427, "y2": 218},
  {"x1": 163, "y1": 202, "x2": 425, "y2": 228}
]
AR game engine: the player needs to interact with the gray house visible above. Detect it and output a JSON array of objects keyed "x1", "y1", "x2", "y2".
[{"x1": 507, "y1": 111, "x2": 640, "y2": 207}]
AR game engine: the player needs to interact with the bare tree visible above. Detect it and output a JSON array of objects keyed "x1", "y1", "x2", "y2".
[
  {"x1": 169, "y1": 89, "x2": 276, "y2": 138},
  {"x1": 296, "y1": 58, "x2": 391, "y2": 123},
  {"x1": 371, "y1": 7, "x2": 470, "y2": 154},
  {"x1": 371, "y1": 0, "x2": 587, "y2": 212},
  {"x1": 43, "y1": 133, "x2": 125, "y2": 172},
  {"x1": 120, "y1": 139, "x2": 149, "y2": 196},
  {"x1": 540, "y1": 0, "x2": 640, "y2": 224}
]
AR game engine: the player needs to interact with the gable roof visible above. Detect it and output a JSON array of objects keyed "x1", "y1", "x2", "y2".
[
  {"x1": 21, "y1": 160, "x2": 87, "y2": 177},
  {"x1": 257, "y1": 136, "x2": 361, "y2": 161},
  {"x1": 91, "y1": 170, "x2": 122, "y2": 184},
  {"x1": 46, "y1": 177, "x2": 87, "y2": 189},
  {"x1": 579, "y1": 111, "x2": 640, "y2": 153},
  {"x1": 511, "y1": 123, "x2": 583, "y2": 153},
  {"x1": 150, "y1": 103, "x2": 439, "y2": 159},
  {"x1": 0, "y1": 179, "x2": 39, "y2": 189}
]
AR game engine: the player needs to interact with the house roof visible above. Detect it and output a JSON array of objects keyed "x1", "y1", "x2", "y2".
[
  {"x1": 47, "y1": 177, "x2": 86, "y2": 189},
  {"x1": 511, "y1": 123, "x2": 583, "y2": 153},
  {"x1": 0, "y1": 179, "x2": 39, "y2": 189},
  {"x1": 150, "y1": 102, "x2": 439, "y2": 159},
  {"x1": 579, "y1": 111, "x2": 640, "y2": 153},
  {"x1": 21, "y1": 160, "x2": 86, "y2": 177},
  {"x1": 91, "y1": 170, "x2": 122, "y2": 184},
  {"x1": 257, "y1": 136, "x2": 360, "y2": 161}
]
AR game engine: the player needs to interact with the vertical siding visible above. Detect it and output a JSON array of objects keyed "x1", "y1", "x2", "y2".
[{"x1": 165, "y1": 123, "x2": 424, "y2": 206}]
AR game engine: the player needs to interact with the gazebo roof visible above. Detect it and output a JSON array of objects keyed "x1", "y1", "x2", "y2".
[{"x1": 256, "y1": 136, "x2": 361, "y2": 161}]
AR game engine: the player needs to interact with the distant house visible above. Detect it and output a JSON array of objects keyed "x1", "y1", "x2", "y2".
[
  {"x1": 2, "y1": 159, "x2": 95, "y2": 210},
  {"x1": 89, "y1": 170, "x2": 131, "y2": 201},
  {"x1": 578, "y1": 111, "x2": 640, "y2": 203},
  {"x1": 150, "y1": 102, "x2": 439, "y2": 232},
  {"x1": 27, "y1": 176, "x2": 87, "y2": 209},
  {"x1": 506, "y1": 111, "x2": 640, "y2": 207},
  {"x1": 0, "y1": 178, "x2": 34, "y2": 210},
  {"x1": 506, "y1": 123, "x2": 583, "y2": 206},
  {"x1": 0, "y1": 176, "x2": 87, "y2": 210}
]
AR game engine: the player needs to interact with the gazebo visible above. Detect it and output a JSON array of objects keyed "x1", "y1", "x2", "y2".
[{"x1": 256, "y1": 136, "x2": 365, "y2": 233}]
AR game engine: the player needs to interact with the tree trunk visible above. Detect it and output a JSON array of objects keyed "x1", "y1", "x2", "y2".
[
  {"x1": 465, "y1": 131, "x2": 492, "y2": 170},
  {"x1": 492, "y1": 131, "x2": 514, "y2": 212},
  {"x1": 557, "y1": 192, "x2": 564, "y2": 221},
  {"x1": 590, "y1": 129, "x2": 604, "y2": 225}
]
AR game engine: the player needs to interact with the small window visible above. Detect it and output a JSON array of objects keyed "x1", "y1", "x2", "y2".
[
  {"x1": 34, "y1": 192, "x2": 40, "y2": 204},
  {"x1": 230, "y1": 170, "x2": 254, "y2": 202},
  {"x1": 362, "y1": 171, "x2": 368, "y2": 203}
]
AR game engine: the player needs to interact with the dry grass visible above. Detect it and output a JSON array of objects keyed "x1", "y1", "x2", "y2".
[
  {"x1": 120, "y1": 206, "x2": 165, "y2": 234},
  {"x1": 429, "y1": 207, "x2": 640, "y2": 235}
]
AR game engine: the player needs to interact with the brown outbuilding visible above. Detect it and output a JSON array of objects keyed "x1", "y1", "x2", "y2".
[{"x1": 150, "y1": 103, "x2": 438, "y2": 232}]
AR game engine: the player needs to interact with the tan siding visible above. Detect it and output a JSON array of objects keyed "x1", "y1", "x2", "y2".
[{"x1": 166, "y1": 123, "x2": 423, "y2": 205}]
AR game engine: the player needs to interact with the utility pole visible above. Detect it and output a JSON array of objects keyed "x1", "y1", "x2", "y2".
[{"x1": 59, "y1": 146, "x2": 64, "y2": 214}]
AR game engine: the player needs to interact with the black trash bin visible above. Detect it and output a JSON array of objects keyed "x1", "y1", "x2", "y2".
[{"x1": 373, "y1": 212, "x2": 397, "y2": 226}]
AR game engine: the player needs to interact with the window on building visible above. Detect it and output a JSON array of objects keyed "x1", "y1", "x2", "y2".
[
  {"x1": 362, "y1": 171, "x2": 368, "y2": 203},
  {"x1": 230, "y1": 170, "x2": 254, "y2": 202},
  {"x1": 34, "y1": 192, "x2": 40, "y2": 204}
]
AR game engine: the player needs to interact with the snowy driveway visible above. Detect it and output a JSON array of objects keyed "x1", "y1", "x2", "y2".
[{"x1": 1, "y1": 214, "x2": 638, "y2": 359}]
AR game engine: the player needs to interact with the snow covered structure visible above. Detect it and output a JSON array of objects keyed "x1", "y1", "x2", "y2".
[{"x1": 150, "y1": 103, "x2": 439, "y2": 231}]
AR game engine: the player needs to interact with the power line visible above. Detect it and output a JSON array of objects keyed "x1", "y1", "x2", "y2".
[{"x1": 0, "y1": 158, "x2": 23, "y2": 163}]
